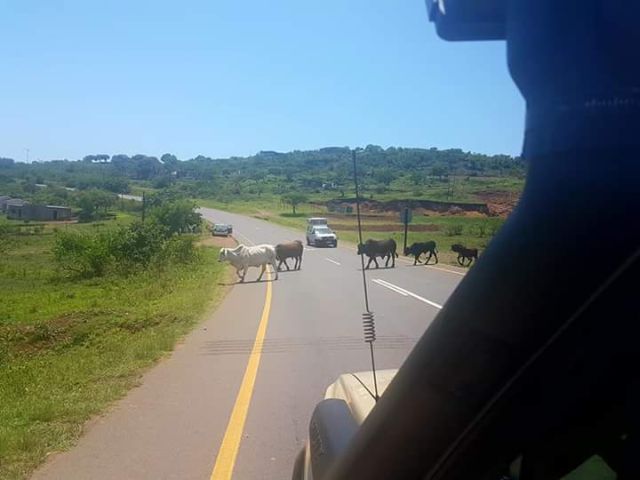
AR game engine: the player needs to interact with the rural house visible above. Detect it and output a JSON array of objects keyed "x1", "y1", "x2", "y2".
[
  {"x1": 0, "y1": 196, "x2": 10, "y2": 212},
  {"x1": 6, "y1": 203, "x2": 72, "y2": 221}
]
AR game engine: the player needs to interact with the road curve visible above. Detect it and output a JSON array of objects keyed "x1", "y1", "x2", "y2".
[{"x1": 32, "y1": 207, "x2": 463, "y2": 480}]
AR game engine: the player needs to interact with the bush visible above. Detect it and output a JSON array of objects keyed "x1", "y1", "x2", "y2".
[
  {"x1": 149, "y1": 199, "x2": 202, "y2": 235},
  {"x1": 53, "y1": 231, "x2": 111, "y2": 277},
  {"x1": 157, "y1": 236, "x2": 199, "y2": 264},
  {"x1": 444, "y1": 224, "x2": 464, "y2": 236},
  {"x1": 53, "y1": 222, "x2": 199, "y2": 278},
  {"x1": 109, "y1": 223, "x2": 166, "y2": 269}
]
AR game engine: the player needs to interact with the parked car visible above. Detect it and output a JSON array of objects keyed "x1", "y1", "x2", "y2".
[
  {"x1": 211, "y1": 223, "x2": 233, "y2": 236},
  {"x1": 306, "y1": 225, "x2": 337, "y2": 247}
]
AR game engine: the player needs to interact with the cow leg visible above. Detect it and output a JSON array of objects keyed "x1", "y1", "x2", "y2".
[
  {"x1": 257, "y1": 264, "x2": 265, "y2": 281},
  {"x1": 239, "y1": 266, "x2": 247, "y2": 283},
  {"x1": 272, "y1": 259, "x2": 279, "y2": 280},
  {"x1": 283, "y1": 258, "x2": 290, "y2": 271},
  {"x1": 373, "y1": 256, "x2": 380, "y2": 269},
  {"x1": 277, "y1": 259, "x2": 283, "y2": 271},
  {"x1": 391, "y1": 252, "x2": 396, "y2": 268},
  {"x1": 365, "y1": 256, "x2": 373, "y2": 270},
  {"x1": 433, "y1": 251, "x2": 438, "y2": 264},
  {"x1": 424, "y1": 252, "x2": 432, "y2": 265},
  {"x1": 413, "y1": 254, "x2": 418, "y2": 266}
]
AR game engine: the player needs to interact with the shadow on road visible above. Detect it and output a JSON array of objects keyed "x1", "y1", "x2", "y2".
[
  {"x1": 357, "y1": 266, "x2": 397, "y2": 272},
  {"x1": 217, "y1": 278, "x2": 278, "y2": 286}
]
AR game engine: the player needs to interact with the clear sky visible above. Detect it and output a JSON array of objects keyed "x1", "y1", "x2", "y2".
[{"x1": 1, "y1": 0, "x2": 524, "y2": 162}]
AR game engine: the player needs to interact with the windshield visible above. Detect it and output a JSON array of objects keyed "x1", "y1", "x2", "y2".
[{"x1": 0, "y1": 2, "x2": 546, "y2": 480}]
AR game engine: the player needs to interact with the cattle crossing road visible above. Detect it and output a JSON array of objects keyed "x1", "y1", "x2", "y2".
[{"x1": 32, "y1": 207, "x2": 464, "y2": 480}]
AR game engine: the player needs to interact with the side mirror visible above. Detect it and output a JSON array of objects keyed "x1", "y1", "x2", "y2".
[{"x1": 426, "y1": 0, "x2": 506, "y2": 41}]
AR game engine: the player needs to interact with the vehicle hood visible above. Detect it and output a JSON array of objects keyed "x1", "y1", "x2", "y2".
[{"x1": 324, "y1": 369, "x2": 398, "y2": 425}]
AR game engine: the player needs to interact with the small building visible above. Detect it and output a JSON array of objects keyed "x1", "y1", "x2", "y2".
[
  {"x1": 0, "y1": 196, "x2": 11, "y2": 212},
  {"x1": 6, "y1": 203, "x2": 72, "y2": 221},
  {"x1": 4, "y1": 198, "x2": 28, "y2": 216}
]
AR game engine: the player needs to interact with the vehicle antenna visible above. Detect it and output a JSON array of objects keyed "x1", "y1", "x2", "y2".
[{"x1": 352, "y1": 148, "x2": 379, "y2": 401}]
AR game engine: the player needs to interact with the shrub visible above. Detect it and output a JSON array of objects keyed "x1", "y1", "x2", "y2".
[
  {"x1": 149, "y1": 199, "x2": 202, "y2": 235},
  {"x1": 157, "y1": 236, "x2": 199, "y2": 264},
  {"x1": 53, "y1": 222, "x2": 199, "y2": 278},
  {"x1": 444, "y1": 224, "x2": 464, "y2": 236},
  {"x1": 109, "y1": 223, "x2": 166, "y2": 269},
  {"x1": 53, "y1": 231, "x2": 111, "y2": 277}
]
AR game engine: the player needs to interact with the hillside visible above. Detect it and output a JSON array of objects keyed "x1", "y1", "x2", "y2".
[{"x1": 0, "y1": 146, "x2": 524, "y2": 217}]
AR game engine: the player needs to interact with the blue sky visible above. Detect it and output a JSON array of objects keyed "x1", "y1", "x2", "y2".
[{"x1": 1, "y1": 1, "x2": 524, "y2": 162}]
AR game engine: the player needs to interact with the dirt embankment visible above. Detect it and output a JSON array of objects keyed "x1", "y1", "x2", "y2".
[
  {"x1": 325, "y1": 193, "x2": 520, "y2": 218},
  {"x1": 326, "y1": 198, "x2": 490, "y2": 216},
  {"x1": 475, "y1": 191, "x2": 520, "y2": 217}
]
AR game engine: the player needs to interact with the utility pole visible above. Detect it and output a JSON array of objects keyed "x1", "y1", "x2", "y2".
[
  {"x1": 25, "y1": 148, "x2": 30, "y2": 164},
  {"x1": 141, "y1": 192, "x2": 146, "y2": 224},
  {"x1": 400, "y1": 206, "x2": 412, "y2": 254}
]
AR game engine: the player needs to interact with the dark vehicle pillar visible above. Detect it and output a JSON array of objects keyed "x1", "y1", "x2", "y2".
[{"x1": 325, "y1": 1, "x2": 640, "y2": 479}]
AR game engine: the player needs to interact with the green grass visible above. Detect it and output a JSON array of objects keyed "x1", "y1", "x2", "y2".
[{"x1": 0, "y1": 216, "x2": 228, "y2": 480}]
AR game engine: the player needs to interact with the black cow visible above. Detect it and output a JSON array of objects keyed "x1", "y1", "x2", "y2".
[
  {"x1": 451, "y1": 244, "x2": 478, "y2": 266},
  {"x1": 404, "y1": 241, "x2": 438, "y2": 265},
  {"x1": 357, "y1": 239, "x2": 398, "y2": 269}
]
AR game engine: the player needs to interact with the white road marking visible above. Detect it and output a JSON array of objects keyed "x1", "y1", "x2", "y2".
[
  {"x1": 372, "y1": 279, "x2": 407, "y2": 296},
  {"x1": 235, "y1": 232, "x2": 255, "y2": 245},
  {"x1": 425, "y1": 265, "x2": 465, "y2": 276},
  {"x1": 324, "y1": 258, "x2": 341, "y2": 266},
  {"x1": 372, "y1": 279, "x2": 443, "y2": 310}
]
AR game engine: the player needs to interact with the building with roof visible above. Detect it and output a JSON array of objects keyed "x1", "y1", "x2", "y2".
[{"x1": 6, "y1": 203, "x2": 72, "y2": 221}]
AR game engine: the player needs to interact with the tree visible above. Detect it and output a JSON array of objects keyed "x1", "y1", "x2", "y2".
[
  {"x1": 374, "y1": 168, "x2": 395, "y2": 186},
  {"x1": 281, "y1": 192, "x2": 308, "y2": 215},
  {"x1": 0, "y1": 157, "x2": 15, "y2": 167},
  {"x1": 410, "y1": 171, "x2": 425, "y2": 185},
  {"x1": 81, "y1": 154, "x2": 109, "y2": 163},
  {"x1": 161, "y1": 153, "x2": 179, "y2": 167},
  {"x1": 131, "y1": 155, "x2": 161, "y2": 180},
  {"x1": 76, "y1": 189, "x2": 116, "y2": 221},
  {"x1": 149, "y1": 199, "x2": 202, "y2": 235},
  {"x1": 430, "y1": 165, "x2": 448, "y2": 181}
]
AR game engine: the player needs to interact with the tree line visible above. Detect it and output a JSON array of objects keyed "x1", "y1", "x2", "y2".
[{"x1": 1, "y1": 145, "x2": 524, "y2": 206}]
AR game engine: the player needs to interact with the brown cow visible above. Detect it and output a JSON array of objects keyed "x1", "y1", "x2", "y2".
[{"x1": 275, "y1": 240, "x2": 304, "y2": 271}]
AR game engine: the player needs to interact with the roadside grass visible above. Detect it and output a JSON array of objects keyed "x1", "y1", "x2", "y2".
[
  {"x1": 197, "y1": 198, "x2": 504, "y2": 266},
  {"x1": 0, "y1": 216, "x2": 228, "y2": 480}
]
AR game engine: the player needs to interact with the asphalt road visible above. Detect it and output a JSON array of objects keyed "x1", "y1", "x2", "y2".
[{"x1": 32, "y1": 207, "x2": 463, "y2": 480}]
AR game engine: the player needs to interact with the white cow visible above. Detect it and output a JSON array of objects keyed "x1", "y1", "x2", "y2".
[{"x1": 218, "y1": 244, "x2": 279, "y2": 282}]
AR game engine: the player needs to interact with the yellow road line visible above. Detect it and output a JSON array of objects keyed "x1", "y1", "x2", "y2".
[{"x1": 210, "y1": 274, "x2": 273, "y2": 480}]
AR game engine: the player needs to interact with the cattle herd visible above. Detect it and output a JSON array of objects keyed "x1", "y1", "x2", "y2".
[{"x1": 218, "y1": 237, "x2": 478, "y2": 282}]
